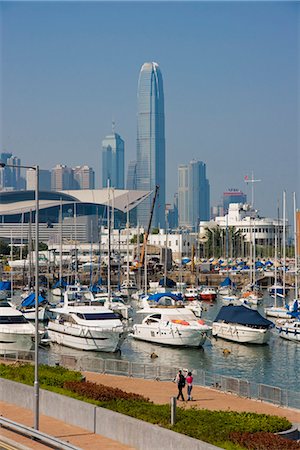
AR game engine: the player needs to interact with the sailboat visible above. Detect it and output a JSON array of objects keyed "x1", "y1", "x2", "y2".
[
  {"x1": 277, "y1": 193, "x2": 300, "y2": 342},
  {"x1": 265, "y1": 193, "x2": 293, "y2": 319}
]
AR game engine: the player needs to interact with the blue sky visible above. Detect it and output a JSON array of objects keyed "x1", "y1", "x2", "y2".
[{"x1": 1, "y1": 1, "x2": 299, "y2": 218}]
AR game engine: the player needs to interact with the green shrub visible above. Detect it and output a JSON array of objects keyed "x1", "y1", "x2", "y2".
[{"x1": 0, "y1": 363, "x2": 82, "y2": 388}]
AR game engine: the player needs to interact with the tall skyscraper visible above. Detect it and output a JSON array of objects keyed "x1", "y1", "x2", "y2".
[
  {"x1": 126, "y1": 161, "x2": 137, "y2": 190},
  {"x1": 73, "y1": 165, "x2": 95, "y2": 189},
  {"x1": 0, "y1": 152, "x2": 24, "y2": 190},
  {"x1": 27, "y1": 168, "x2": 51, "y2": 191},
  {"x1": 51, "y1": 164, "x2": 74, "y2": 190},
  {"x1": 136, "y1": 62, "x2": 166, "y2": 228},
  {"x1": 178, "y1": 160, "x2": 210, "y2": 230},
  {"x1": 102, "y1": 131, "x2": 124, "y2": 189}
]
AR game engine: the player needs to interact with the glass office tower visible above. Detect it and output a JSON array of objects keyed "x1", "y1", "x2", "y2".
[
  {"x1": 102, "y1": 132, "x2": 125, "y2": 189},
  {"x1": 136, "y1": 62, "x2": 166, "y2": 228}
]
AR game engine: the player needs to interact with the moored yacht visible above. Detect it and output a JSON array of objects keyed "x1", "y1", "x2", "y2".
[
  {"x1": 131, "y1": 307, "x2": 211, "y2": 347},
  {"x1": 0, "y1": 301, "x2": 37, "y2": 352},
  {"x1": 277, "y1": 317, "x2": 300, "y2": 343},
  {"x1": 212, "y1": 305, "x2": 274, "y2": 345},
  {"x1": 47, "y1": 304, "x2": 126, "y2": 352}
]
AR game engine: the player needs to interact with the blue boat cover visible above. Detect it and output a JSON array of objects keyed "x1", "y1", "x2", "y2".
[
  {"x1": 220, "y1": 277, "x2": 234, "y2": 287},
  {"x1": 182, "y1": 257, "x2": 191, "y2": 265},
  {"x1": 0, "y1": 281, "x2": 11, "y2": 290},
  {"x1": 21, "y1": 293, "x2": 46, "y2": 308},
  {"x1": 214, "y1": 305, "x2": 274, "y2": 328},
  {"x1": 53, "y1": 278, "x2": 67, "y2": 289},
  {"x1": 159, "y1": 277, "x2": 176, "y2": 288},
  {"x1": 148, "y1": 292, "x2": 183, "y2": 302}
]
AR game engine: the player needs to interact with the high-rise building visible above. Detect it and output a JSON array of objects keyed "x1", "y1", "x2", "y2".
[
  {"x1": 0, "y1": 152, "x2": 24, "y2": 190},
  {"x1": 51, "y1": 164, "x2": 74, "y2": 190},
  {"x1": 73, "y1": 165, "x2": 95, "y2": 190},
  {"x1": 126, "y1": 161, "x2": 137, "y2": 190},
  {"x1": 136, "y1": 62, "x2": 166, "y2": 228},
  {"x1": 223, "y1": 189, "x2": 247, "y2": 213},
  {"x1": 26, "y1": 168, "x2": 51, "y2": 191},
  {"x1": 102, "y1": 131, "x2": 124, "y2": 189},
  {"x1": 178, "y1": 160, "x2": 210, "y2": 230}
]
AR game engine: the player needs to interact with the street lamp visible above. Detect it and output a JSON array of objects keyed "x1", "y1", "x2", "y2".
[{"x1": 0, "y1": 162, "x2": 40, "y2": 430}]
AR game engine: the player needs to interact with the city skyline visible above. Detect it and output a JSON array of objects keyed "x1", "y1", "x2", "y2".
[{"x1": 1, "y1": 2, "x2": 298, "y2": 218}]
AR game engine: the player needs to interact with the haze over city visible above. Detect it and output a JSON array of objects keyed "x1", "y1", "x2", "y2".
[{"x1": 1, "y1": 1, "x2": 298, "y2": 217}]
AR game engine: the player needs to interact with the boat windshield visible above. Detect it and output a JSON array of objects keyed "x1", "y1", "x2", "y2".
[
  {"x1": 0, "y1": 315, "x2": 28, "y2": 324},
  {"x1": 76, "y1": 312, "x2": 120, "y2": 320}
]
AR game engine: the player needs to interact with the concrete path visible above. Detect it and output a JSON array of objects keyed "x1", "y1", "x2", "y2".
[
  {"x1": 0, "y1": 401, "x2": 134, "y2": 450},
  {"x1": 84, "y1": 371, "x2": 300, "y2": 423}
]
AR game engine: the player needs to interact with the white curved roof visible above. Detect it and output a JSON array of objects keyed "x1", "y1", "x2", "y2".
[{"x1": 0, "y1": 189, "x2": 151, "y2": 215}]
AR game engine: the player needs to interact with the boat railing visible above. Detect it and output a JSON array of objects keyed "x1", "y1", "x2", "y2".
[{"x1": 1, "y1": 349, "x2": 299, "y2": 410}]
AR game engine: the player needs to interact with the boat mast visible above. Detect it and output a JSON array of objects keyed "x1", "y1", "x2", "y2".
[
  {"x1": 126, "y1": 194, "x2": 130, "y2": 289},
  {"x1": 59, "y1": 198, "x2": 63, "y2": 285},
  {"x1": 283, "y1": 191, "x2": 286, "y2": 299},
  {"x1": 107, "y1": 182, "x2": 111, "y2": 303},
  {"x1": 293, "y1": 192, "x2": 298, "y2": 301}
]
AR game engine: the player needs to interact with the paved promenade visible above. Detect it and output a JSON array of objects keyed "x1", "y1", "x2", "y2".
[
  {"x1": 85, "y1": 371, "x2": 300, "y2": 423},
  {"x1": 1, "y1": 371, "x2": 299, "y2": 449}
]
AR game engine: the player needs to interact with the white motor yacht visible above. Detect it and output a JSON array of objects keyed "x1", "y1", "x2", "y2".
[
  {"x1": 132, "y1": 293, "x2": 211, "y2": 347},
  {"x1": 47, "y1": 305, "x2": 126, "y2": 352},
  {"x1": 132, "y1": 307, "x2": 211, "y2": 347},
  {"x1": 0, "y1": 301, "x2": 37, "y2": 352},
  {"x1": 212, "y1": 305, "x2": 274, "y2": 345},
  {"x1": 277, "y1": 319, "x2": 300, "y2": 343}
]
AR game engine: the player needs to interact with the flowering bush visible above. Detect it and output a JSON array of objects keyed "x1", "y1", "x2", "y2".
[
  {"x1": 63, "y1": 380, "x2": 150, "y2": 402},
  {"x1": 229, "y1": 431, "x2": 300, "y2": 449}
]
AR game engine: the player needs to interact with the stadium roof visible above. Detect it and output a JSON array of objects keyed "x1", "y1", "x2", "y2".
[{"x1": 0, "y1": 189, "x2": 151, "y2": 215}]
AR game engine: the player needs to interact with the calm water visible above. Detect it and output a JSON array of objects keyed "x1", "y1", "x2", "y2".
[{"x1": 13, "y1": 290, "x2": 300, "y2": 392}]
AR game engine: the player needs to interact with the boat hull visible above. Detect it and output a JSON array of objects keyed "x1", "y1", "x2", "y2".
[
  {"x1": 47, "y1": 322, "x2": 125, "y2": 352},
  {"x1": 212, "y1": 323, "x2": 270, "y2": 344},
  {"x1": 0, "y1": 330, "x2": 35, "y2": 353},
  {"x1": 132, "y1": 324, "x2": 208, "y2": 347},
  {"x1": 278, "y1": 323, "x2": 300, "y2": 342},
  {"x1": 264, "y1": 307, "x2": 291, "y2": 319}
]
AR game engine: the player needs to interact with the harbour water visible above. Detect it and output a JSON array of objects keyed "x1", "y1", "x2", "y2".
[{"x1": 17, "y1": 290, "x2": 299, "y2": 393}]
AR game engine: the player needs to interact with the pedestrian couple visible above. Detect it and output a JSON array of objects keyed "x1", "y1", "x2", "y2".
[{"x1": 175, "y1": 370, "x2": 193, "y2": 401}]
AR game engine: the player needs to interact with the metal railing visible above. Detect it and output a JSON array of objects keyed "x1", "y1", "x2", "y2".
[
  {"x1": 0, "y1": 417, "x2": 81, "y2": 450},
  {"x1": 1, "y1": 349, "x2": 299, "y2": 410}
]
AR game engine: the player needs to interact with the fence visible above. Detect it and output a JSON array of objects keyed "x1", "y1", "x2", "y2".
[{"x1": 1, "y1": 349, "x2": 299, "y2": 410}]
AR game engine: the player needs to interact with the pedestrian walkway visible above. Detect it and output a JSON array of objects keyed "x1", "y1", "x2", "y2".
[
  {"x1": 0, "y1": 402, "x2": 134, "y2": 450},
  {"x1": 84, "y1": 371, "x2": 300, "y2": 423}
]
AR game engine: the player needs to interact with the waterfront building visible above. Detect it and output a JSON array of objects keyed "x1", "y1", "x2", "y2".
[
  {"x1": 223, "y1": 189, "x2": 247, "y2": 213},
  {"x1": 136, "y1": 62, "x2": 166, "y2": 229},
  {"x1": 73, "y1": 165, "x2": 95, "y2": 190},
  {"x1": 200, "y1": 203, "x2": 285, "y2": 248},
  {"x1": 26, "y1": 168, "x2": 51, "y2": 191},
  {"x1": 178, "y1": 160, "x2": 210, "y2": 230},
  {"x1": 148, "y1": 229, "x2": 198, "y2": 261},
  {"x1": 102, "y1": 132, "x2": 125, "y2": 189},
  {"x1": 0, "y1": 189, "x2": 150, "y2": 243},
  {"x1": 51, "y1": 164, "x2": 74, "y2": 190}
]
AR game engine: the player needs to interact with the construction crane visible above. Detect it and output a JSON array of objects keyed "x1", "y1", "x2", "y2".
[{"x1": 134, "y1": 185, "x2": 159, "y2": 269}]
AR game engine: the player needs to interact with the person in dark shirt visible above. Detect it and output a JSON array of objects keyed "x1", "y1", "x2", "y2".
[{"x1": 175, "y1": 370, "x2": 185, "y2": 401}]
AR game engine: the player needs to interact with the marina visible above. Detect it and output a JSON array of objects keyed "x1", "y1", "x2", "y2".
[{"x1": 3, "y1": 287, "x2": 298, "y2": 394}]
